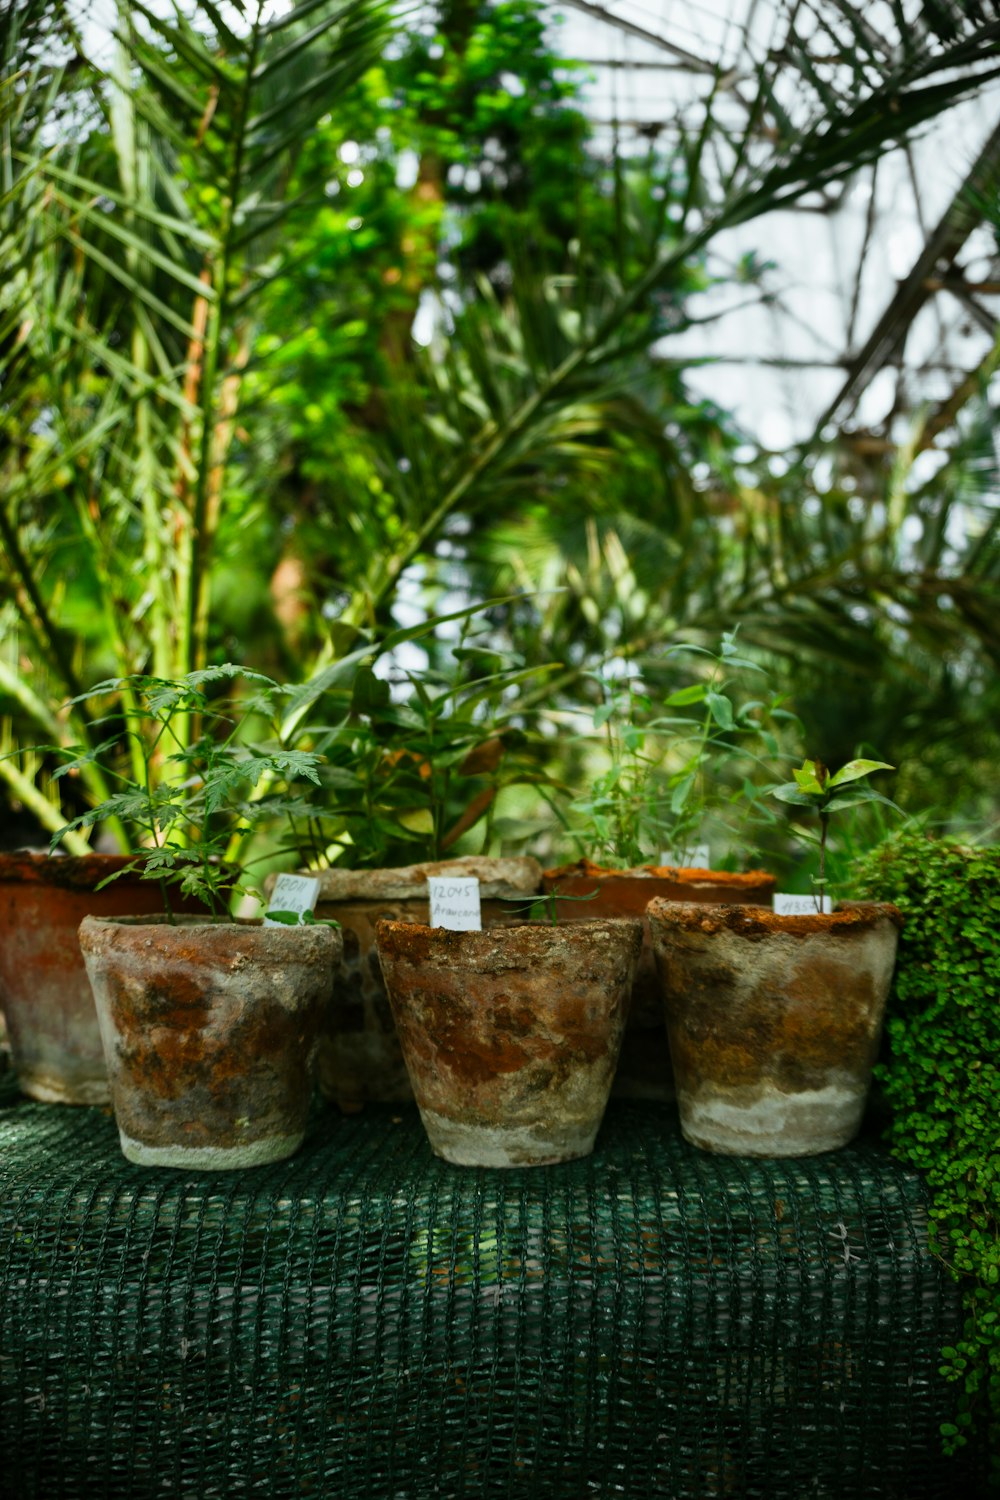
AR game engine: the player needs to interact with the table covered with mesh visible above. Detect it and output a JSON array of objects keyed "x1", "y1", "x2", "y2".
[{"x1": 0, "y1": 1074, "x2": 981, "y2": 1499}]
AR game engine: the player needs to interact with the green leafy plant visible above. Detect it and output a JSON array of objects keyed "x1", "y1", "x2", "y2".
[
  {"x1": 768, "y1": 757, "x2": 897, "y2": 910},
  {"x1": 306, "y1": 618, "x2": 560, "y2": 870},
  {"x1": 852, "y1": 834, "x2": 1000, "y2": 1486},
  {"x1": 45, "y1": 667, "x2": 328, "y2": 918},
  {"x1": 569, "y1": 631, "x2": 783, "y2": 869},
  {"x1": 496, "y1": 886, "x2": 602, "y2": 928}
]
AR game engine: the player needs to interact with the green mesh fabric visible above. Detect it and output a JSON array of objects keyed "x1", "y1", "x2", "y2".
[{"x1": 0, "y1": 1074, "x2": 983, "y2": 1498}]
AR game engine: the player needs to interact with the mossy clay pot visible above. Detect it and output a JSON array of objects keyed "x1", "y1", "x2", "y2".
[
  {"x1": 79, "y1": 916, "x2": 340, "y2": 1169},
  {"x1": 647, "y1": 899, "x2": 903, "y2": 1157},
  {"x1": 376, "y1": 917, "x2": 642, "y2": 1168}
]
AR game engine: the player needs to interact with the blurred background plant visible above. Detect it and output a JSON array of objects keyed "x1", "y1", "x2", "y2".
[
  {"x1": 564, "y1": 629, "x2": 792, "y2": 869},
  {"x1": 0, "y1": 0, "x2": 998, "y2": 872}
]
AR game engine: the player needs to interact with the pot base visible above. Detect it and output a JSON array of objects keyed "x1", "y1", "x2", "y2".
[
  {"x1": 18, "y1": 1071, "x2": 111, "y2": 1107},
  {"x1": 678, "y1": 1082, "x2": 866, "y2": 1157},
  {"x1": 118, "y1": 1128, "x2": 305, "y2": 1171},
  {"x1": 421, "y1": 1109, "x2": 599, "y2": 1169}
]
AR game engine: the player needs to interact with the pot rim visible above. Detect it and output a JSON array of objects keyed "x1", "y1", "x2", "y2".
[
  {"x1": 646, "y1": 897, "x2": 903, "y2": 936},
  {"x1": 0, "y1": 850, "x2": 235, "y2": 892},
  {"x1": 80, "y1": 913, "x2": 250, "y2": 928},
  {"x1": 77, "y1": 913, "x2": 342, "y2": 950},
  {"x1": 275, "y1": 854, "x2": 543, "y2": 903},
  {"x1": 0, "y1": 851, "x2": 155, "y2": 889},
  {"x1": 376, "y1": 915, "x2": 643, "y2": 948},
  {"x1": 542, "y1": 858, "x2": 775, "y2": 886}
]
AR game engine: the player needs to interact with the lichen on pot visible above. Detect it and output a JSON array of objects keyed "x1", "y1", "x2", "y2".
[
  {"x1": 78, "y1": 915, "x2": 340, "y2": 1169},
  {"x1": 647, "y1": 898, "x2": 903, "y2": 1157},
  {"x1": 375, "y1": 916, "x2": 642, "y2": 1168}
]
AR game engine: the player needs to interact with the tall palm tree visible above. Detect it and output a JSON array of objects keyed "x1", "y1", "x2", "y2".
[{"x1": 0, "y1": 0, "x2": 390, "y2": 833}]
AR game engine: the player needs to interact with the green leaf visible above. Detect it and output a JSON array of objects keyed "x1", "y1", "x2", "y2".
[
  {"x1": 793, "y1": 760, "x2": 826, "y2": 795},
  {"x1": 350, "y1": 666, "x2": 391, "y2": 716},
  {"x1": 770, "y1": 782, "x2": 815, "y2": 807},
  {"x1": 663, "y1": 683, "x2": 706, "y2": 708},
  {"x1": 827, "y1": 758, "x2": 894, "y2": 788},
  {"x1": 670, "y1": 773, "x2": 695, "y2": 814},
  {"x1": 706, "y1": 691, "x2": 734, "y2": 730}
]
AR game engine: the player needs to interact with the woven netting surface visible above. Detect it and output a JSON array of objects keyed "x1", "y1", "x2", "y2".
[{"x1": 0, "y1": 1075, "x2": 981, "y2": 1499}]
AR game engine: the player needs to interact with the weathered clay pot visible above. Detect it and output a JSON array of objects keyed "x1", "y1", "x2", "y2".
[
  {"x1": 375, "y1": 917, "x2": 642, "y2": 1167},
  {"x1": 266, "y1": 857, "x2": 542, "y2": 1107},
  {"x1": 542, "y1": 861, "x2": 776, "y2": 1100},
  {"x1": 78, "y1": 916, "x2": 340, "y2": 1169},
  {"x1": 647, "y1": 900, "x2": 903, "y2": 1157},
  {"x1": 0, "y1": 853, "x2": 209, "y2": 1105}
]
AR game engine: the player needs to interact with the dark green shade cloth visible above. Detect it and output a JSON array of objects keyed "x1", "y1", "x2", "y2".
[{"x1": 0, "y1": 1077, "x2": 983, "y2": 1498}]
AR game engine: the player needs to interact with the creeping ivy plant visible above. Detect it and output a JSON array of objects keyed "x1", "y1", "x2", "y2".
[
  {"x1": 768, "y1": 757, "x2": 897, "y2": 910},
  {"x1": 48, "y1": 667, "x2": 328, "y2": 920}
]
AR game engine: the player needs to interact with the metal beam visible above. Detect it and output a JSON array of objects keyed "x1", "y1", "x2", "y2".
[
  {"x1": 812, "y1": 115, "x2": 1000, "y2": 439},
  {"x1": 555, "y1": 0, "x2": 722, "y2": 76}
]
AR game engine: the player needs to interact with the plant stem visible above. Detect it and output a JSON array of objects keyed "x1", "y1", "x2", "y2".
[{"x1": 818, "y1": 809, "x2": 829, "y2": 914}]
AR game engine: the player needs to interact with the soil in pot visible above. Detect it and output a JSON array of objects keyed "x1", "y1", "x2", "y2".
[
  {"x1": 541, "y1": 861, "x2": 776, "y2": 1100},
  {"x1": 375, "y1": 917, "x2": 643, "y2": 1168},
  {"x1": 267, "y1": 856, "x2": 543, "y2": 1108},
  {"x1": 0, "y1": 853, "x2": 212, "y2": 1105},
  {"x1": 646, "y1": 899, "x2": 903, "y2": 1157},
  {"x1": 78, "y1": 915, "x2": 340, "y2": 1169}
]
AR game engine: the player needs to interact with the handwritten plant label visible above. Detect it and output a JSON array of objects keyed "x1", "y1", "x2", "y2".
[
  {"x1": 660, "y1": 844, "x2": 711, "y2": 869},
  {"x1": 773, "y1": 893, "x2": 833, "y2": 916},
  {"x1": 264, "y1": 873, "x2": 321, "y2": 926},
  {"x1": 428, "y1": 876, "x2": 482, "y2": 931}
]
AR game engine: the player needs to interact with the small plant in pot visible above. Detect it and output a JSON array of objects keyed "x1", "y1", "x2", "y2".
[
  {"x1": 647, "y1": 757, "x2": 903, "y2": 1157},
  {"x1": 375, "y1": 914, "x2": 643, "y2": 1168},
  {"x1": 261, "y1": 611, "x2": 555, "y2": 1108},
  {"x1": 543, "y1": 635, "x2": 780, "y2": 1099},
  {"x1": 52, "y1": 667, "x2": 341, "y2": 1170}
]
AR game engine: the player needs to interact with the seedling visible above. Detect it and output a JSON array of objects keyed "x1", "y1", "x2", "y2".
[
  {"x1": 768, "y1": 758, "x2": 898, "y2": 912},
  {"x1": 46, "y1": 666, "x2": 328, "y2": 919},
  {"x1": 499, "y1": 886, "x2": 602, "y2": 926}
]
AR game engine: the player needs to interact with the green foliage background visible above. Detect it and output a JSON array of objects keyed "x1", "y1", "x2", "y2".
[{"x1": 1, "y1": 0, "x2": 999, "y2": 859}]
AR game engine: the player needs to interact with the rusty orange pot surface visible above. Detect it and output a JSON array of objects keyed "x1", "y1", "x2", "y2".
[
  {"x1": 266, "y1": 857, "x2": 543, "y2": 1108},
  {"x1": 0, "y1": 853, "x2": 208, "y2": 1105},
  {"x1": 647, "y1": 899, "x2": 903, "y2": 1157},
  {"x1": 78, "y1": 916, "x2": 340, "y2": 1169},
  {"x1": 375, "y1": 917, "x2": 642, "y2": 1168},
  {"x1": 541, "y1": 861, "x2": 776, "y2": 1100}
]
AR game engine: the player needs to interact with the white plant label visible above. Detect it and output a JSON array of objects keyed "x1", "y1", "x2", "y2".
[
  {"x1": 773, "y1": 893, "x2": 833, "y2": 916},
  {"x1": 428, "y1": 876, "x2": 482, "y2": 931},
  {"x1": 660, "y1": 844, "x2": 711, "y2": 869},
  {"x1": 264, "y1": 873, "x2": 321, "y2": 926}
]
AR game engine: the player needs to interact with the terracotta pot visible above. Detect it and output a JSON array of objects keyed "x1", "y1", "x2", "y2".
[
  {"x1": 647, "y1": 899, "x2": 903, "y2": 1157},
  {"x1": 375, "y1": 917, "x2": 642, "y2": 1167},
  {"x1": 78, "y1": 916, "x2": 340, "y2": 1169},
  {"x1": 0, "y1": 853, "x2": 209, "y2": 1105},
  {"x1": 541, "y1": 861, "x2": 776, "y2": 1100},
  {"x1": 266, "y1": 857, "x2": 543, "y2": 1107}
]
